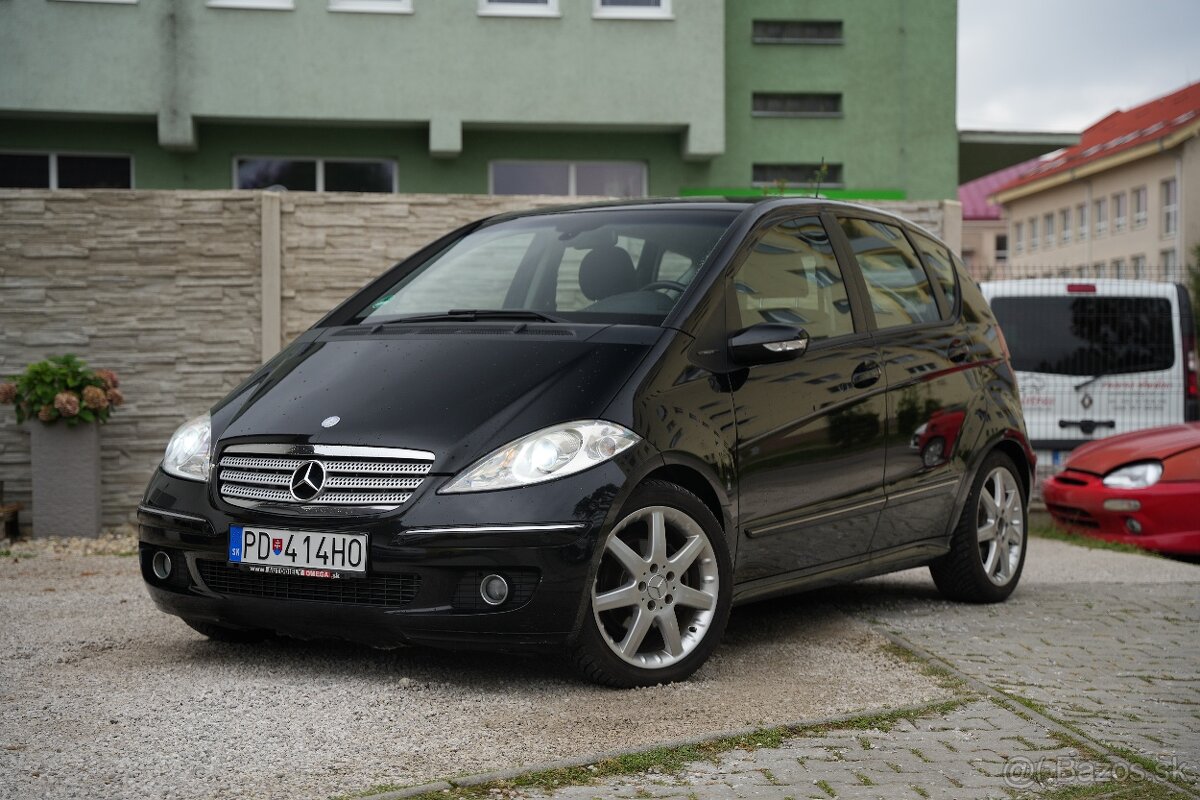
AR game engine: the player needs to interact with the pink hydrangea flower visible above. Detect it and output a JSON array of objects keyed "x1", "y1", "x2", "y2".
[
  {"x1": 53, "y1": 391, "x2": 80, "y2": 418},
  {"x1": 106, "y1": 388, "x2": 125, "y2": 407},
  {"x1": 37, "y1": 405, "x2": 55, "y2": 422},
  {"x1": 82, "y1": 385, "x2": 110, "y2": 410},
  {"x1": 94, "y1": 369, "x2": 119, "y2": 389},
  {"x1": 0, "y1": 382, "x2": 16, "y2": 404}
]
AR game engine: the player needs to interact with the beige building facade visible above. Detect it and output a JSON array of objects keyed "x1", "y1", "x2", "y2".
[{"x1": 996, "y1": 82, "x2": 1199, "y2": 281}]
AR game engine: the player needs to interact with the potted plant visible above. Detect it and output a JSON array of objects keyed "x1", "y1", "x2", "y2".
[{"x1": 0, "y1": 355, "x2": 124, "y2": 538}]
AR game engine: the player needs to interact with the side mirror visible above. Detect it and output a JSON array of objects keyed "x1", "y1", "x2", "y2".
[{"x1": 729, "y1": 324, "x2": 810, "y2": 366}]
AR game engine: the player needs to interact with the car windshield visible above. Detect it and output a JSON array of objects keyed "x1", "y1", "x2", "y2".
[
  {"x1": 991, "y1": 296, "x2": 1175, "y2": 376},
  {"x1": 354, "y1": 208, "x2": 739, "y2": 326}
]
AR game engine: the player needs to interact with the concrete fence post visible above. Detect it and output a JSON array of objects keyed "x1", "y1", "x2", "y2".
[{"x1": 261, "y1": 191, "x2": 282, "y2": 362}]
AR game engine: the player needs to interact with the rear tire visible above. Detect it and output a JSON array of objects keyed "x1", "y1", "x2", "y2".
[
  {"x1": 184, "y1": 619, "x2": 270, "y2": 644},
  {"x1": 570, "y1": 480, "x2": 732, "y2": 688},
  {"x1": 930, "y1": 452, "x2": 1027, "y2": 603}
]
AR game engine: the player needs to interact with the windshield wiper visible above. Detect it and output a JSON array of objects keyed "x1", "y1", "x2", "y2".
[
  {"x1": 374, "y1": 309, "x2": 565, "y2": 325},
  {"x1": 1073, "y1": 369, "x2": 1114, "y2": 391}
]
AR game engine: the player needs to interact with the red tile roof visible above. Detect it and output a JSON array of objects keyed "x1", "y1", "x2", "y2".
[
  {"x1": 958, "y1": 156, "x2": 1044, "y2": 220},
  {"x1": 999, "y1": 81, "x2": 1200, "y2": 195}
]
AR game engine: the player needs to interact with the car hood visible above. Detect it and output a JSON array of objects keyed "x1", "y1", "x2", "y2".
[
  {"x1": 211, "y1": 325, "x2": 664, "y2": 473},
  {"x1": 1066, "y1": 423, "x2": 1200, "y2": 475}
]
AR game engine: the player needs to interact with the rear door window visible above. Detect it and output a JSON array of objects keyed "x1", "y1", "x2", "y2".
[
  {"x1": 837, "y1": 218, "x2": 941, "y2": 329},
  {"x1": 990, "y1": 296, "x2": 1175, "y2": 375}
]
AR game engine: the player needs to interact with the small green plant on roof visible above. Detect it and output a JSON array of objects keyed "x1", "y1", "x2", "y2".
[{"x1": 0, "y1": 354, "x2": 124, "y2": 426}]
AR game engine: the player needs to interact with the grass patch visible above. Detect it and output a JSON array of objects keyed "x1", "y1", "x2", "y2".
[
  {"x1": 1030, "y1": 524, "x2": 1157, "y2": 557},
  {"x1": 879, "y1": 640, "x2": 969, "y2": 693},
  {"x1": 347, "y1": 697, "x2": 973, "y2": 800}
]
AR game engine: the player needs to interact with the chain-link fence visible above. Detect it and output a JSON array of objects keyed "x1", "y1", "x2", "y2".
[{"x1": 975, "y1": 263, "x2": 1199, "y2": 502}]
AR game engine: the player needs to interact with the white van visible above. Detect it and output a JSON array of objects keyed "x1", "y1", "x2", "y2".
[{"x1": 981, "y1": 279, "x2": 1198, "y2": 486}]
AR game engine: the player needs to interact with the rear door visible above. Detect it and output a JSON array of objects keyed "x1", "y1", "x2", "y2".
[
  {"x1": 831, "y1": 216, "x2": 978, "y2": 554},
  {"x1": 984, "y1": 281, "x2": 1184, "y2": 455}
]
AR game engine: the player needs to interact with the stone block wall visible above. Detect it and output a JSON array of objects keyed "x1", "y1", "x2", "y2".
[{"x1": 0, "y1": 190, "x2": 954, "y2": 533}]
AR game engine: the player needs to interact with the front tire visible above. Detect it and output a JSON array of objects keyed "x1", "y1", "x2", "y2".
[
  {"x1": 571, "y1": 480, "x2": 732, "y2": 688},
  {"x1": 930, "y1": 452, "x2": 1027, "y2": 603}
]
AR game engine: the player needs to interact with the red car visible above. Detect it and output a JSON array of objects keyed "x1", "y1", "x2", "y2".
[{"x1": 1043, "y1": 423, "x2": 1200, "y2": 555}]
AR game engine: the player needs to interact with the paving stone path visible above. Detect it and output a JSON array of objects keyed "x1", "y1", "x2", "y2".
[{"x1": 522, "y1": 542, "x2": 1200, "y2": 800}]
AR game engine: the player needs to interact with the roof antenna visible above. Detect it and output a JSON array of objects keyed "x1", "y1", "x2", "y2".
[{"x1": 812, "y1": 158, "x2": 827, "y2": 199}]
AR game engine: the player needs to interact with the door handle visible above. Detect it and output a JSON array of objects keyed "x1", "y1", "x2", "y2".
[
  {"x1": 851, "y1": 361, "x2": 881, "y2": 389},
  {"x1": 947, "y1": 339, "x2": 971, "y2": 363}
]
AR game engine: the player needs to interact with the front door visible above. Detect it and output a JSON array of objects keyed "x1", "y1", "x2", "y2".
[{"x1": 730, "y1": 214, "x2": 889, "y2": 582}]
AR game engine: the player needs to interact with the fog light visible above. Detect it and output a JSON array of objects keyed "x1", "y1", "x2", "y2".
[
  {"x1": 480, "y1": 574, "x2": 509, "y2": 606},
  {"x1": 1104, "y1": 499, "x2": 1141, "y2": 512},
  {"x1": 152, "y1": 551, "x2": 173, "y2": 580},
  {"x1": 1125, "y1": 518, "x2": 1143, "y2": 534}
]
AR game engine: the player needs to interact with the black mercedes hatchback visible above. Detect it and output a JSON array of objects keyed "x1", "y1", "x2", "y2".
[{"x1": 139, "y1": 199, "x2": 1034, "y2": 687}]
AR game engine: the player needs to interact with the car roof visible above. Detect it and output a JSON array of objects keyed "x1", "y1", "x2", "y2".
[{"x1": 483, "y1": 197, "x2": 947, "y2": 247}]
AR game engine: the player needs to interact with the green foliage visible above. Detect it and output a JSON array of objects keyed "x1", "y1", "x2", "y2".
[{"x1": 0, "y1": 354, "x2": 121, "y2": 427}]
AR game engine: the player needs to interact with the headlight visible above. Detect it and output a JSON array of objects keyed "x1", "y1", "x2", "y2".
[
  {"x1": 162, "y1": 413, "x2": 212, "y2": 482},
  {"x1": 1102, "y1": 461, "x2": 1162, "y2": 490},
  {"x1": 441, "y1": 420, "x2": 640, "y2": 493}
]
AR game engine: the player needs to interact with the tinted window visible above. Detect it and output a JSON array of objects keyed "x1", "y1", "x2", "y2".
[
  {"x1": 0, "y1": 153, "x2": 50, "y2": 188},
  {"x1": 910, "y1": 232, "x2": 958, "y2": 314},
  {"x1": 57, "y1": 155, "x2": 132, "y2": 189},
  {"x1": 990, "y1": 297, "x2": 1175, "y2": 376},
  {"x1": 731, "y1": 216, "x2": 854, "y2": 341},
  {"x1": 324, "y1": 161, "x2": 395, "y2": 193},
  {"x1": 839, "y1": 218, "x2": 940, "y2": 329},
  {"x1": 237, "y1": 159, "x2": 317, "y2": 191}
]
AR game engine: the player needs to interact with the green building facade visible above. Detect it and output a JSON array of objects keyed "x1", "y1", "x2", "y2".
[{"x1": 0, "y1": 0, "x2": 958, "y2": 200}]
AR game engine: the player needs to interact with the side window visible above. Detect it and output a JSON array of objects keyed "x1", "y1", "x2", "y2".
[
  {"x1": 838, "y1": 218, "x2": 940, "y2": 329},
  {"x1": 910, "y1": 231, "x2": 958, "y2": 315},
  {"x1": 731, "y1": 216, "x2": 855, "y2": 341}
]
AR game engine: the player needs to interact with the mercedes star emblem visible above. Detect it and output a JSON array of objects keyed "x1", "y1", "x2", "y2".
[
  {"x1": 289, "y1": 460, "x2": 326, "y2": 502},
  {"x1": 321, "y1": 415, "x2": 341, "y2": 428}
]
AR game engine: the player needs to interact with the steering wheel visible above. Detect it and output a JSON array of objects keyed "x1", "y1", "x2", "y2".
[{"x1": 642, "y1": 280, "x2": 688, "y2": 295}]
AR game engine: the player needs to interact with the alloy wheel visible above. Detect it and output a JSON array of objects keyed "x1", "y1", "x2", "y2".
[
  {"x1": 976, "y1": 466, "x2": 1024, "y2": 586},
  {"x1": 591, "y1": 505, "x2": 720, "y2": 669}
]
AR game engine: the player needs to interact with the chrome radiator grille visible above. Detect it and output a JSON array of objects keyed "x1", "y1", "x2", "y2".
[{"x1": 217, "y1": 443, "x2": 434, "y2": 511}]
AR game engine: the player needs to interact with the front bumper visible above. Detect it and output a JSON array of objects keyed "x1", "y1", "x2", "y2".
[
  {"x1": 1042, "y1": 470, "x2": 1200, "y2": 555},
  {"x1": 138, "y1": 459, "x2": 639, "y2": 650}
]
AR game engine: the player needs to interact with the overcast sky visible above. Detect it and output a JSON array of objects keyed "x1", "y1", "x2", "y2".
[{"x1": 957, "y1": 0, "x2": 1200, "y2": 132}]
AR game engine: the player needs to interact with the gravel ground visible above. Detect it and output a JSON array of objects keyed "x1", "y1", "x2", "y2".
[{"x1": 0, "y1": 538, "x2": 948, "y2": 800}]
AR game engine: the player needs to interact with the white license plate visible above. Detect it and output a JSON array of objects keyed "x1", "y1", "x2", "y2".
[{"x1": 228, "y1": 526, "x2": 367, "y2": 578}]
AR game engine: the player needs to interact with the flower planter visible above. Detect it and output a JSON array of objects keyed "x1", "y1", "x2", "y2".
[{"x1": 28, "y1": 420, "x2": 103, "y2": 538}]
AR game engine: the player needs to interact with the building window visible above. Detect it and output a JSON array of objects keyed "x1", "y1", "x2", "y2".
[
  {"x1": 751, "y1": 162, "x2": 843, "y2": 189},
  {"x1": 0, "y1": 152, "x2": 133, "y2": 189},
  {"x1": 1059, "y1": 209, "x2": 1070, "y2": 244},
  {"x1": 1076, "y1": 203, "x2": 1088, "y2": 241},
  {"x1": 1112, "y1": 192, "x2": 1127, "y2": 232},
  {"x1": 995, "y1": 234, "x2": 1008, "y2": 263},
  {"x1": 478, "y1": 0, "x2": 558, "y2": 16},
  {"x1": 207, "y1": 0, "x2": 293, "y2": 9},
  {"x1": 1132, "y1": 186, "x2": 1147, "y2": 228},
  {"x1": 1013, "y1": 222, "x2": 1023, "y2": 255},
  {"x1": 235, "y1": 158, "x2": 397, "y2": 192},
  {"x1": 593, "y1": 0, "x2": 671, "y2": 20},
  {"x1": 1111, "y1": 258, "x2": 1125, "y2": 278},
  {"x1": 1131, "y1": 254, "x2": 1147, "y2": 278},
  {"x1": 1043, "y1": 212, "x2": 1054, "y2": 249},
  {"x1": 1162, "y1": 178, "x2": 1178, "y2": 236},
  {"x1": 329, "y1": 0, "x2": 413, "y2": 13},
  {"x1": 1161, "y1": 248, "x2": 1178, "y2": 281},
  {"x1": 1093, "y1": 197, "x2": 1108, "y2": 237},
  {"x1": 751, "y1": 93, "x2": 842, "y2": 118},
  {"x1": 489, "y1": 161, "x2": 647, "y2": 197},
  {"x1": 1028, "y1": 217, "x2": 1038, "y2": 251},
  {"x1": 1094, "y1": 262, "x2": 1106, "y2": 278},
  {"x1": 752, "y1": 20, "x2": 843, "y2": 44}
]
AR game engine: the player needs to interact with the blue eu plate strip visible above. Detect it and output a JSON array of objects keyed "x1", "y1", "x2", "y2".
[{"x1": 228, "y1": 526, "x2": 243, "y2": 563}]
